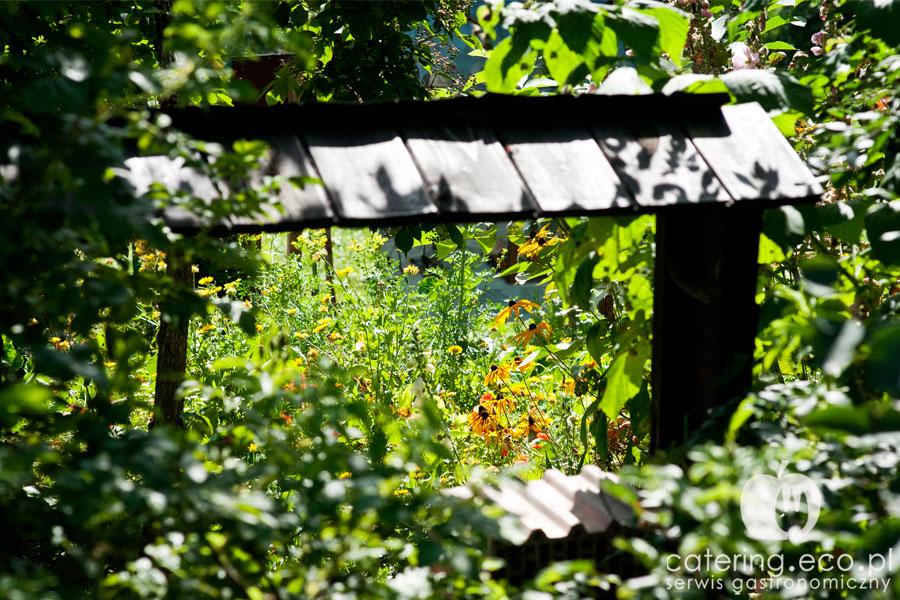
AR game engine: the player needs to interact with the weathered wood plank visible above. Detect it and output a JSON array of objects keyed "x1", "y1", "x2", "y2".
[
  {"x1": 403, "y1": 124, "x2": 536, "y2": 217},
  {"x1": 500, "y1": 127, "x2": 632, "y2": 214},
  {"x1": 231, "y1": 135, "x2": 333, "y2": 228},
  {"x1": 592, "y1": 121, "x2": 730, "y2": 207},
  {"x1": 686, "y1": 102, "x2": 822, "y2": 201},
  {"x1": 124, "y1": 155, "x2": 219, "y2": 229},
  {"x1": 303, "y1": 130, "x2": 436, "y2": 222}
]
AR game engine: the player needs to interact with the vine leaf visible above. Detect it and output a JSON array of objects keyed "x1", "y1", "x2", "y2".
[{"x1": 599, "y1": 343, "x2": 649, "y2": 421}]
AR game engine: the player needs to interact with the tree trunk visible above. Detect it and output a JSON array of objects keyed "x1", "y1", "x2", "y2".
[{"x1": 152, "y1": 251, "x2": 191, "y2": 428}]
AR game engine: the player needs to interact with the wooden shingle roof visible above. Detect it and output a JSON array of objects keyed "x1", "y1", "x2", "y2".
[
  {"x1": 124, "y1": 93, "x2": 821, "y2": 233},
  {"x1": 445, "y1": 466, "x2": 633, "y2": 543}
]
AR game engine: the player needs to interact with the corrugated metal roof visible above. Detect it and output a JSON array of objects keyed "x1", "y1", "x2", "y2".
[
  {"x1": 446, "y1": 465, "x2": 633, "y2": 543},
  {"x1": 123, "y1": 93, "x2": 821, "y2": 234}
]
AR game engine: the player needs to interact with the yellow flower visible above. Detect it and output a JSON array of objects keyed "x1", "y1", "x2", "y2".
[
  {"x1": 493, "y1": 299, "x2": 539, "y2": 327},
  {"x1": 468, "y1": 403, "x2": 497, "y2": 436},
  {"x1": 198, "y1": 323, "x2": 215, "y2": 335},
  {"x1": 198, "y1": 276, "x2": 214, "y2": 286},
  {"x1": 562, "y1": 378, "x2": 575, "y2": 396},
  {"x1": 518, "y1": 225, "x2": 564, "y2": 259},
  {"x1": 255, "y1": 323, "x2": 264, "y2": 333},
  {"x1": 286, "y1": 308, "x2": 298, "y2": 316},
  {"x1": 483, "y1": 392, "x2": 515, "y2": 415},
  {"x1": 248, "y1": 443, "x2": 258, "y2": 452},
  {"x1": 527, "y1": 409, "x2": 551, "y2": 434},
  {"x1": 447, "y1": 345, "x2": 463, "y2": 355},
  {"x1": 394, "y1": 488, "x2": 410, "y2": 496},
  {"x1": 338, "y1": 471, "x2": 352, "y2": 479},
  {"x1": 191, "y1": 265, "x2": 199, "y2": 273},
  {"x1": 307, "y1": 348, "x2": 320, "y2": 361},
  {"x1": 197, "y1": 286, "x2": 222, "y2": 297},
  {"x1": 327, "y1": 332, "x2": 342, "y2": 342},
  {"x1": 293, "y1": 357, "x2": 305, "y2": 366},
  {"x1": 223, "y1": 279, "x2": 241, "y2": 293},
  {"x1": 50, "y1": 337, "x2": 61, "y2": 344},
  {"x1": 484, "y1": 363, "x2": 511, "y2": 386},
  {"x1": 507, "y1": 382, "x2": 527, "y2": 396},
  {"x1": 403, "y1": 264, "x2": 420, "y2": 276},
  {"x1": 313, "y1": 317, "x2": 333, "y2": 333},
  {"x1": 336, "y1": 266, "x2": 353, "y2": 278},
  {"x1": 514, "y1": 321, "x2": 553, "y2": 346}
]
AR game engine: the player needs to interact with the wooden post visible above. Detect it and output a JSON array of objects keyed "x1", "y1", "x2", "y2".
[
  {"x1": 152, "y1": 250, "x2": 191, "y2": 428},
  {"x1": 650, "y1": 205, "x2": 763, "y2": 451}
]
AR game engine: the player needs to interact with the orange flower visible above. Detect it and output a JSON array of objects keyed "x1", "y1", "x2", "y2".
[
  {"x1": 482, "y1": 392, "x2": 515, "y2": 415},
  {"x1": 514, "y1": 321, "x2": 552, "y2": 346},
  {"x1": 468, "y1": 404, "x2": 497, "y2": 436},
  {"x1": 518, "y1": 225, "x2": 564, "y2": 259},
  {"x1": 280, "y1": 411, "x2": 293, "y2": 425},
  {"x1": 483, "y1": 363, "x2": 511, "y2": 386},
  {"x1": 493, "y1": 299, "x2": 539, "y2": 327}
]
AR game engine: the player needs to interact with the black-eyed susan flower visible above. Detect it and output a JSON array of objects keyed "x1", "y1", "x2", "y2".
[
  {"x1": 527, "y1": 409, "x2": 551, "y2": 435},
  {"x1": 468, "y1": 403, "x2": 497, "y2": 436},
  {"x1": 493, "y1": 299, "x2": 539, "y2": 327},
  {"x1": 486, "y1": 393, "x2": 515, "y2": 415},
  {"x1": 511, "y1": 355, "x2": 537, "y2": 372},
  {"x1": 447, "y1": 345, "x2": 463, "y2": 355},
  {"x1": 518, "y1": 225, "x2": 564, "y2": 259},
  {"x1": 483, "y1": 363, "x2": 511, "y2": 386},
  {"x1": 313, "y1": 317, "x2": 333, "y2": 333},
  {"x1": 514, "y1": 321, "x2": 553, "y2": 346}
]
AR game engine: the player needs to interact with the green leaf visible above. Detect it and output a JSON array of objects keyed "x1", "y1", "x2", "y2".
[
  {"x1": 843, "y1": 0, "x2": 900, "y2": 45},
  {"x1": 864, "y1": 200, "x2": 900, "y2": 265},
  {"x1": 543, "y1": 30, "x2": 584, "y2": 85},
  {"x1": 820, "y1": 320, "x2": 866, "y2": 378},
  {"x1": 634, "y1": 1, "x2": 690, "y2": 68},
  {"x1": 599, "y1": 344, "x2": 649, "y2": 421},
  {"x1": 557, "y1": 9, "x2": 596, "y2": 53},
  {"x1": 571, "y1": 254, "x2": 598, "y2": 309},
  {"x1": 585, "y1": 322, "x2": 609, "y2": 366},
  {"x1": 799, "y1": 255, "x2": 840, "y2": 297},
  {"x1": 722, "y1": 70, "x2": 814, "y2": 115},
  {"x1": 483, "y1": 35, "x2": 535, "y2": 92},
  {"x1": 866, "y1": 322, "x2": 900, "y2": 395},
  {"x1": 605, "y1": 8, "x2": 659, "y2": 62},
  {"x1": 445, "y1": 224, "x2": 465, "y2": 250},
  {"x1": 394, "y1": 227, "x2": 414, "y2": 255},
  {"x1": 661, "y1": 74, "x2": 728, "y2": 95},
  {"x1": 817, "y1": 198, "x2": 873, "y2": 244},
  {"x1": 0, "y1": 385, "x2": 54, "y2": 427},
  {"x1": 763, "y1": 41, "x2": 797, "y2": 50},
  {"x1": 804, "y1": 405, "x2": 871, "y2": 435},
  {"x1": 758, "y1": 233, "x2": 786, "y2": 263},
  {"x1": 763, "y1": 205, "x2": 807, "y2": 248}
]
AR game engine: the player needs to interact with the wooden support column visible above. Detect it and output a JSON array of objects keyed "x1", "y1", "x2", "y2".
[
  {"x1": 152, "y1": 250, "x2": 191, "y2": 428},
  {"x1": 651, "y1": 205, "x2": 763, "y2": 451}
]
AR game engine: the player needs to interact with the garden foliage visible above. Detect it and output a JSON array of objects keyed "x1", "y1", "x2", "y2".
[{"x1": 0, "y1": 0, "x2": 898, "y2": 598}]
